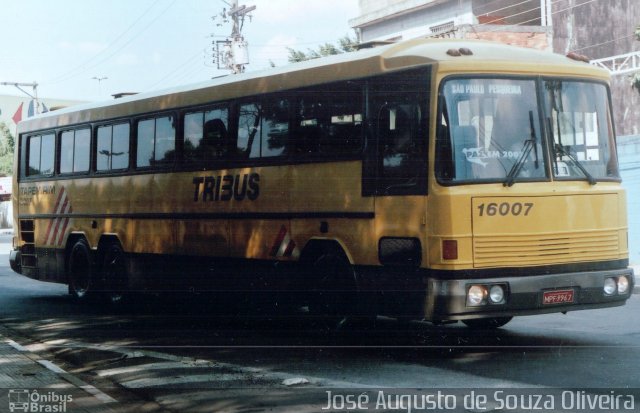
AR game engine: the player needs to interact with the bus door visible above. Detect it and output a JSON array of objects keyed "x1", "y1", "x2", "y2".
[
  {"x1": 366, "y1": 70, "x2": 429, "y2": 250},
  {"x1": 366, "y1": 87, "x2": 429, "y2": 314}
]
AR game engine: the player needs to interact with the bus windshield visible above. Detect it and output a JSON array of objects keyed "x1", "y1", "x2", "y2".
[{"x1": 437, "y1": 77, "x2": 619, "y2": 184}]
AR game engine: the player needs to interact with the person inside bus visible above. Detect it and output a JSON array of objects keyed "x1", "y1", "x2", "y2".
[{"x1": 200, "y1": 118, "x2": 227, "y2": 160}]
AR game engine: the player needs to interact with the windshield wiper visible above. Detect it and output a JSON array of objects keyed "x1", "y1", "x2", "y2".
[
  {"x1": 554, "y1": 144, "x2": 597, "y2": 185},
  {"x1": 503, "y1": 111, "x2": 539, "y2": 187},
  {"x1": 504, "y1": 140, "x2": 535, "y2": 187}
]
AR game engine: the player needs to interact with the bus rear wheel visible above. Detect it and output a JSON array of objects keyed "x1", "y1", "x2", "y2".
[
  {"x1": 308, "y1": 250, "x2": 357, "y2": 329},
  {"x1": 102, "y1": 243, "x2": 128, "y2": 305},
  {"x1": 68, "y1": 239, "x2": 94, "y2": 300},
  {"x1": 462, "y1": 317, "x2": 513, "y2": 329}
]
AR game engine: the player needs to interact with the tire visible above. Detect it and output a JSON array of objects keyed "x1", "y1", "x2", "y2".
[
  {"x1": 68, "y1": 239, "x2": 94, "y2": 300},
  {"x1": 102, "y1": 243, "x2": 128, "y2": 305},
  {"x1": 462, "y1": 316, "x2": 513, "y2": 329},
  {"x1": 308, "y1": 250, "x2": 357, "y2": 329}
]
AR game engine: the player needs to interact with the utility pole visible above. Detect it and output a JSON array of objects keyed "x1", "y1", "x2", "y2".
[
  {"x1": 0, "y1": 81, "x2": 42, "y2": 114},
  {"x1": 212, "y1": 0, "x2": 256, "y2": 74}
]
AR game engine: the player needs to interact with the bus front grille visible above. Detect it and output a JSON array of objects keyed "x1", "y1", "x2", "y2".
[{"x1": 473, "y1": 230, "x2": 620, "y2": 268}]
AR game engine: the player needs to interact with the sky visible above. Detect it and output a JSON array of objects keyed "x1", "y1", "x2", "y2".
[{"x1": 1, "y1": 0, "x2": 360, "y2": 102}]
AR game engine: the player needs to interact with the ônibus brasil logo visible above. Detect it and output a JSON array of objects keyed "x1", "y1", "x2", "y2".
[{"x1": 8, "y1": 389, "x2": 72, "y2": 412}]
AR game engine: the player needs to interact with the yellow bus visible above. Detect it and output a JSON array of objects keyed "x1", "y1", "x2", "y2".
[{"x1": 9, "y1": 38, "x2": 634, "y2": 328}]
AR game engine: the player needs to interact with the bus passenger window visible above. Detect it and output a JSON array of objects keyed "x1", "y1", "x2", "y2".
[
  {"x1": 184, "y1": 107, "x2": 228, "y2": 163},
  {"x1": 27, "y1": 133, "x2": 55, "y2": 177},
  {"x1": 261, "y1": 99, "x2": 289, "y2": 158},
  {"x1": 137, "y1": 119, "x2": 155, "y2": 168},
  {"x1": 294, "y1": 86, "x2": 362, "y2": 158},
  {"x1": 27, "y1": 136, "x2": 41, "y2": 176},
  {"x1": 156, "y1": 116, "x2": 176, "y2": 164},
  {"x1": 295, "y1": 98, "x2": 324, "y2": 157},
  {"x1": 60, "y1": 128, "x2": 90, "y2": 174},
  {"x1": 97, "y1": 123, "x2": 130, "y2": 171},
  {"x1": 136, "y1": 116, "x2": 176, "y2": 168},
  {"x1": 237, "y1": 103, "x2": 261, "y2": 158},
  {"x1": 41, "y1": 134, "x2": 55, "y2": 176}
]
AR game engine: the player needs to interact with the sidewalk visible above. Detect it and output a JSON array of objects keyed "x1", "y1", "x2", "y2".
[{"x1": 0, "y1": 331, "x2": 119, "y2": 413}]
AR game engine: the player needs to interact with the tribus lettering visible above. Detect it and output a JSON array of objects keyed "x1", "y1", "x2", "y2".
[{"x1": 192, "y1": 173, "x2": 260, "y2": 202}]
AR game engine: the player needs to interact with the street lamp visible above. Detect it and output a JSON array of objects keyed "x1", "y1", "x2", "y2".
[{"x1": 92, "y1": 76, "x2": 108, "y2": 98}]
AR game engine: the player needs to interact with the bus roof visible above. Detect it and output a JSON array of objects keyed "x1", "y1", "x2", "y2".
[{"x1": 19, "y1": 38, "x2": 608, "y2": 133}]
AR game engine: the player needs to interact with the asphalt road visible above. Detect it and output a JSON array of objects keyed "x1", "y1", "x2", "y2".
[{"x1": 0, "y1": 237, "x2": 639, "y2": 412}]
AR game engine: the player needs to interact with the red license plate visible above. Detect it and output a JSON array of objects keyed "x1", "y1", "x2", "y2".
[{"x1": 543, "y1": 289, "x2": 575, "y2": 305}]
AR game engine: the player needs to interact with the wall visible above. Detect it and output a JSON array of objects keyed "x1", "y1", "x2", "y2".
[
  {"x1": 352, "y1": 0, "x2": 474, "y2": 43},
  {"x1": 472, "y1": 0, "x2": 543, "y2": 25},
  {"x1": 462, "y1": 25, "x2": 551, "y2": 51},
  {"x1": 552, "y1": 0, "x2": 640, "y2": 136}
]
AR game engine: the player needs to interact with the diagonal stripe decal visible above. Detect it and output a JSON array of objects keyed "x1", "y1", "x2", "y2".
[
  {"x1": 43, "y1": 187, "x2": 73, "y2": 247},
  {"x1": 43, "y1": 187, "x2": 66, "y2": 245},
  {"x1": 269, "y1": 225, "x2": 287, "y2": 257},
  {"x1": 269, "y1": 225, "x2": 299, "y2": 258}
]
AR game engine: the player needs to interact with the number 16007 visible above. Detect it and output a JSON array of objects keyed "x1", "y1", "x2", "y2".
[{"x1": 477, "y1": 202, "x2": 534, "y2": 217}]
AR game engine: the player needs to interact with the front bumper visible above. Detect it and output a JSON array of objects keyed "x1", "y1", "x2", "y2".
[
  {"x1": 9, "y1": 248, "x2": 21, "y2": 274},
  {"x1": 425, "y1": 267, "x2": 634, "y2": 322}
]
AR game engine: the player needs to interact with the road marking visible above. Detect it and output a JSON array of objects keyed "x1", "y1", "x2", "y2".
[
  {"x1": 4, "y1": 336, "x2": 117, "y2": 404},
  {"x1": 6, "y1": 339, "x2": 29, "y2": 352},
  {"x1": 97, "y1": 361, "x2": 215, "y2": 377},
  {"x1": 43, "y1": 340, "x2": 379, "y2": 388},
  {"x1": 37, "y1": 359, "x2": 66, "y2": 373},
  {"x1": 121, "y1": 373, "x2": 249, "y2": 389},
  {"x1": 35, "y1": 359, "x2": 117, "y2": 403},
  {"x1": 78, "y1": 384, "x2": 119, "y2": 404}
]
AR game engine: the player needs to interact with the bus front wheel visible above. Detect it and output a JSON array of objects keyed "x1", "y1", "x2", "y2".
[
  {"x1": 68, "y1": 239, "x2": 94, "y2": 300},
  {"x1": 462, "y1": 317, "x2": 513, "y2": 329}
]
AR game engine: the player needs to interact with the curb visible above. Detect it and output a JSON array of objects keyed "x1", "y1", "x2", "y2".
[{"x1": 0, "y1": 327, "x2": 118, "y2": 412}]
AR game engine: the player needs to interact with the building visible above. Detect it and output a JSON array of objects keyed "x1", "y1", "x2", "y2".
[
  {"x1": 350, "y1": 0, "x2": 552, "y2": 50},
  {"x1": 349, "y1": 0, "x2": 640, "y2": 135},
  {"x1": 0, "y1": 94, "x2": 84, "y2": 132}
]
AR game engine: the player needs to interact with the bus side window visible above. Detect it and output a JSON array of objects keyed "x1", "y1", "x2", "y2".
[
  {"x1": 295, "y1": 97, "x2": 323, "y2": 157},
  {"x1": 261, "y1": 98, "x2": 289, "y2": 158},
  {"x1": 27, "y1": 135, "x2": 41, "y2": 176},
  {"x1": 60, "y1": 128, "x2": 90, "y2": 174},
  {"x1": 97, "y1": 123, "x2": 130, "y2": 171},
  {"x1": 27, "y1": 133, "x2": 55, "y2": 177},
  {"x1": 237, "y1": 103, "x2": 261, "y2": 159},
  {"x1": 184, "y1": 107, "x2": 229, "y2": 164},
  {"x1": 136, "y1": 115, "x2": 176, "y2": 168},
  {"x1": 294, "y1": 84, "x2": 362, "y2": 158}
]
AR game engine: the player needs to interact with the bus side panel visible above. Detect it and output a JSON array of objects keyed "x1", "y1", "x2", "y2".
[
  {"x1": 288, "y1": 161, "x2": 376, "y2": 265},
  {"x1": 227, "y1": 165, "x2": 289, "y2": 260}
]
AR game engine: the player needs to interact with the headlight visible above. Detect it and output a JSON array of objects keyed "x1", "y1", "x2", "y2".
[
  {"x1": 489, "y1": 285, "x2": 505, "y2": 304},
  {"x1": 617, "y1": 276, "x2": 630, "y2": 294},
  {"x1": 467, "y1": 285, "x2": 487, "y2": 306},
  {"x1": 604, "y1": 277, "x2": 617, "y2": 296}
]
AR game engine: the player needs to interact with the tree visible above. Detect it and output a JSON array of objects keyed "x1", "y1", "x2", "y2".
[
  {"x1": 287, "y1": 35, "x2": 358, "y2": 63},
  {"x1": 0, "y1": 122, "x2": 15, "y2": 176}
]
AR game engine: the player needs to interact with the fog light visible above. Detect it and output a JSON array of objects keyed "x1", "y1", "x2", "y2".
[
  {"x1": 604, "y1": 277, "x2": 617, "y2": 296},
  {"x1": 617, "y1": 276, "x2": 629, "y2": 294},
  {"x1": 489, "y1": 285, "x2": 505, "y2": 304},
  {"x1": 467, "y1": 285, "x2": 487, "y2": 306}
]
